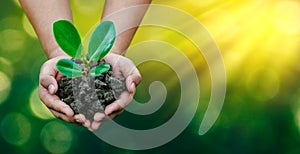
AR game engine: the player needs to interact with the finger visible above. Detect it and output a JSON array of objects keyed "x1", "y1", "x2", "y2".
[
  {"x1": 105, "y1": 92, "x2": 132, "y2": 115},
  {"x1": 129, "y1": 69, "x2": 142, "y2": 86},
  {"x1": 49, "y1": 109, "x2": 75, "y2": 123},
  {"x1": 83, "y1": 120, "x2": 94, "y2": 132},
  {"x1": 39, "y1": 85, "x2": 74, "y2": 117},
  {"x1": 104, "y1": 54, "x2": 142, "y2": 89},
  {"x1": 94, "y1": 112, "x2": 106, "y2": 122},
  {"x1": 83, "y1": 120, "x2": 91, "y2": 128},
  {"x1": 108, "y1": 109, "x2": 124, "y2": 119},
  {"x1": 74, "y1": 114, "x2": 86, "y2": 123},
  {"x1": 91, "y1": 121, "x2": 101, "y2": 130},
  {"x1": 40, "y1": 76, "x2": 58, "y2": 95},
  {"x1": 39, "y1": 62, "x2": 58, "y2": 94},
  {"x1": 55, "y1": 73, "x2": 64, "y2": 81},
  {"x1": 123, "y1": 66, "x2": 141, "y2": 94},
  {"x1": 126, "y1": 73, "x2": 142, "y2": 94}
]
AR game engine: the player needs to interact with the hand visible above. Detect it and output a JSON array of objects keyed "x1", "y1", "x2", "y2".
[
  {"x1": 74, "y1": 53, "x2": 142, "y2": 131},
  {"x1": 39, "y1": 55, "x2": 76, "y2": 123}
]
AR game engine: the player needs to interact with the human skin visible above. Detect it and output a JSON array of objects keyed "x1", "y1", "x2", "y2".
[{"x1": 19, "y1": 0, "x2": 151, "y2": 131}]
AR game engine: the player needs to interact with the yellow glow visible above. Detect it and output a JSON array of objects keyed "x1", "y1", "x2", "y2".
[
  {"x1": 196, "y1": 0, "x2": 219, "y2": 8},
  {"x1": 40, "y1": 121, "x2": 74, "y2": 154},
  {"x1": 30, "y1": 87, "x2": 54, "y2": 120},
  {"x1": 0, "y1": 113, "x2": 31, "y2": 146},
  {"x1": 201, "y1": 9, "x2": 238, "y2": 42},
  {"x1": 224, "y1": 50, "x2": 245, "y2": 80},
  {"x1": 185, "y1": 0, "x2": 300, "y2": 86},
  {"x1": 0, "y1": 71, "x2": 11, "y2": 104},
  {"x1": 272, "y1": 1, "x2": 300, "y2": 35},
  {"x1": 22, "y1": 15, "x2": 37, "y2": 38},
  {"x1": 129, "y1": 1, "x2": 297, "y2": 104}
]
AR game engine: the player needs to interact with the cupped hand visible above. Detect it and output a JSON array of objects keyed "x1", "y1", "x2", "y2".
[
  {"x1": 39, "y1": 53, "x2": 141, "y2": 131},
  {"x1": 74, "y1": 53, "x2": 142, "y2": 131},
  {"x1": 39, "y1": 55, "x2": 76, "y2": 123}
]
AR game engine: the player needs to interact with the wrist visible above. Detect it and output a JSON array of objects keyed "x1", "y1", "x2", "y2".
[
  {"x1": 48, "y1": 48, "x2": 68, "y2": 59},
  {"x1": 109, "y1": 45, "x2": 127, "y2": 56},
  {"x1": 110, "y1": 50, "x2": 126, "y2": 56}
]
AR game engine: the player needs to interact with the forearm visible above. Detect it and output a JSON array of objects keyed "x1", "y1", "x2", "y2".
[
  {"x1": 19, "y1": 0, "x2": 72, "y2": 59},
  {"x1": 102, "y1": 0, "x2": 152, "y2": 55}
]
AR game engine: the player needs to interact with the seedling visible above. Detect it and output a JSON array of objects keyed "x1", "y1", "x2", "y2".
[
  {"x1": 53, "y1": 20, "x2": 116, "y2": 77},
  {"x1": 53, "y1": 20, "x2": 126, "y2": 121}
]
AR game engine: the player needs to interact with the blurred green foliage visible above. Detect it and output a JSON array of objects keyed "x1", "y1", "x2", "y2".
[{"x1": 0, "y1": 0, "x2": 300, "y2": 153}]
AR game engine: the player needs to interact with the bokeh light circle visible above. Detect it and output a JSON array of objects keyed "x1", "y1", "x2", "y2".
[
  {"x1": 40, "y1": 121, "x2": 74, "y2": 154},
  {"x1": 0, "y1": 57, "x2": 14, "y2": 77},
  {"x1": 0, "y1": 29, "x2": 26, "y2": 62},
  {"x1": 0, "y1": 71, "x2": 11, "y2": 104},
  {"x1": 0, "y1": 29, "x2": 26, "y2": 51},
  {"x1": 293, "y1": 93, "x2": 300, "y2": 134},
  {"x1": 30, "y1": 87, "x2": 54, "y2": 120},
  {"x1": 0, "y1": 112, "x2": 31, "y2": 146}
]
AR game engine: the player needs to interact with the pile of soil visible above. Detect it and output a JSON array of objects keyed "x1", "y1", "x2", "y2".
[{"x1": 56, "y1": 59, "x2": 126, "y2": 121}]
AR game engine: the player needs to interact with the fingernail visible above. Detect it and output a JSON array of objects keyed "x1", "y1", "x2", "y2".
[
  {"x1": 75, "y1": 118, "x2": 80, "y2": 123},
  {"x1": 48, "y1": 84, "x2": 55, "y2": 94},
  {"x1": 131, "y1": 82, "x2": 136, "y2": 91}
]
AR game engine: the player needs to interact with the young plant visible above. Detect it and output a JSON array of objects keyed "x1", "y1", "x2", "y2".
[{"x1": 53, "y1": 20, "x2": 116, "y2": 77}]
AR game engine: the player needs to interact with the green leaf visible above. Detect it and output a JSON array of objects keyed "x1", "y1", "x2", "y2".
[
  {"x1": 53, "y1": 20, "x2": 82, "y2": 58},
  {"x1": 88, "y1": 21, "x2": 116, "y2": 61},
  {"x1": 88, "y1": 64, "x2": 110, "y2": 76},
  {"x1": 56, "y1": 59, "x2": 83, "y2": 77}
]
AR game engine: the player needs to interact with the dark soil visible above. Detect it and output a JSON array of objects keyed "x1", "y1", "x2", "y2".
[{"x1": 56, "y1": 59, "x2": 126, "y2": 121}]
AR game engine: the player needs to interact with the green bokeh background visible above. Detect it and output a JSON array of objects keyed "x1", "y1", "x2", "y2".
[{"x1": 1, "y1": 0, "x2": 300, "y2": 153}]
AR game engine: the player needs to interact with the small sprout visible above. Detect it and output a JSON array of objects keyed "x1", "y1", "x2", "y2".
[
  {"x1": 53, "y1": 20, "x2": 116, "y2": 77},
  {"x1": 56, "y1": 59, "x2": 83, "y2": 77},
  {"x1": 88, "y1": 63, "x2": 110, "y2": 77}
]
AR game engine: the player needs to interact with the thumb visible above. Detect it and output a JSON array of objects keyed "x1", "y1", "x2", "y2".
[
  {"x1": 39, "y1": 61, "x2": 59, "y2": 95},
  {"x1": 126, "y1": 73, "x2": 142, "y2": 94},
  {"x1": 40, "y1": 76, "x2": 58, "y2": 95}
]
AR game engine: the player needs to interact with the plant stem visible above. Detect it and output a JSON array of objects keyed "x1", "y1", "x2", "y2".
[{"x1": 79, "y1": 54, "x2": 90, "y2": 77}]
